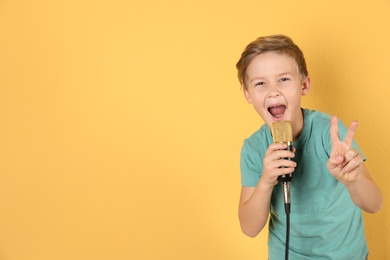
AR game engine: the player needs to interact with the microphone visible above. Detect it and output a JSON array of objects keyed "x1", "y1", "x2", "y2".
[{"x1": 271, "y1": 120, "x2": 293, "y2": 213}]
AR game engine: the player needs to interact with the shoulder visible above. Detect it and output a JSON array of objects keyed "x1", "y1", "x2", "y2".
[
  {"x1": 242, "y1": 124, "x2": 272, "y2": 152},
  {"x1": 240, "y1": 124, "x2": 272, "y2": 169},
  {"x1": 240, "y1": 124, "x2": 272, "y2": 186},
  {"x1": 304, "y1": 109, "x2": 336, "y2": 140},
  {"x1": 303, "y1": 109, "x2": 350, "y2": 142},
  {"x1": 299, "y1": 109, "x2": 332, "y2": 142},
  {"x1": 303, "y1": 108, "x2": 349, "y2": 130},
  {"x1": 303, "y1": 108, "x2": 331, "y2": 126}
]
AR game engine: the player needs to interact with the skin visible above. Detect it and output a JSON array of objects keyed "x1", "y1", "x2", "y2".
[{"x1": 239, "y1": 52, "x2": 383, "y2": 237}]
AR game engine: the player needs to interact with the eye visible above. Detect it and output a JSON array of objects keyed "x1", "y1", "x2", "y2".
[
  {"x1": 254, "y1": 81, "x2": 265, "y2": 87},
  {"x1": 280, "y1": 77, "x2": 290, "y2": 82}
]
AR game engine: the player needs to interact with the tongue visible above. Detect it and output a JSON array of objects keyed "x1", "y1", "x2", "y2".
[{"x1": 269, "y1": 105, "x2": 286, "y2": 118}]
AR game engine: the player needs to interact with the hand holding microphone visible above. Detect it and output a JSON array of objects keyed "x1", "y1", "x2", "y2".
[{"x1": 261, "y1": 142, "x2": 296, "y2": 187}]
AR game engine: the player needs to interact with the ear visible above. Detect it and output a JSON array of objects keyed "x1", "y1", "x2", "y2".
[
  {"x1": 243, "y1": 88, "x2": 253, "y2": 104},
  {"x1": 301, "y1": 76, "x2": 311, "y2": 96}
]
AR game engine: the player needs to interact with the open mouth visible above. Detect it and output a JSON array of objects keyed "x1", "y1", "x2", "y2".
[{"x1": 268, "y1": 105, "x2": 286, "y2": 119}]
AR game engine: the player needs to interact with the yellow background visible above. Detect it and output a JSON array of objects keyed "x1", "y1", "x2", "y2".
[{"x1": 0, "y1": 0, "x2": 389, "y2": 259}]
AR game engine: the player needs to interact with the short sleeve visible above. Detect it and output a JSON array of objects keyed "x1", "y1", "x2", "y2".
[{"x1": 240, "y1": 140, "x2": 262, "y2": 187}]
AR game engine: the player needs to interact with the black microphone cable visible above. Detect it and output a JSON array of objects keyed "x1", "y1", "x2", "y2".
[{"x1": 282, "y1": 182, "x2": 291, "y2": 260}]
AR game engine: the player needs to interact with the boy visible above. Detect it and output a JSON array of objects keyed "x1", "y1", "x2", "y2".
[{"x1": 236, "y1": 35, "x2": 382, "y2": 259}]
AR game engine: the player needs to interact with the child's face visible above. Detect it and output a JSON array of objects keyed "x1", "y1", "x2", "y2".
[{"x1": 244, "y1": 51, "x2": 310, "y2": 132}]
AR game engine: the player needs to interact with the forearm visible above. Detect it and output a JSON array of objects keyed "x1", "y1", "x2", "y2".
[
  {"x1": 239, "y1": 179, "x2": 273, "y2": 237},
  {"x1": 344, "y1": 165, "x2": 383, "y2": 213},
  {"x1": 345, "y1": 175, "x2": 383, "y2": 213}
]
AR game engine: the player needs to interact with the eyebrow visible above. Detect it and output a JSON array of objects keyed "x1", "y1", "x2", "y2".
[
  {"x1": 276, "y1": 72, "x2": 294, "y2": 77},
  {"x1": 250, "y1": 77, "x2": 265, "y2": 83},
  {"x1": 250, "y1": 72, "x2": 294, "y2": 82}
]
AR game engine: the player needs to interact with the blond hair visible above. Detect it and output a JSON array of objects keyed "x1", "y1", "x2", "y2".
[{"x1": 236, "y1": 35, "x2": 308, "y2": 90}]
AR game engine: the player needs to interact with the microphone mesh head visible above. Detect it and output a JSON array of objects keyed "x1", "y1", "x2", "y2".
[{"x1": 272, "y1": 121, "x2": 293, "y2": 143}]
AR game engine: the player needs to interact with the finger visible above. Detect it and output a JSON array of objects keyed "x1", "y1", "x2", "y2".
[
  {"x1": 275, "y1": 150, "x2": 295, "y2": 160},
  {"x1": 272, "y1": 161, "x2": 296, "y2": 177},
  {"x1": 277, "y1": 168, "x2": 295, "y2": 178},
  {"x1": 267, "y1": 143, "x2": 288, "y2": 154},
  {"x1": 276, "y1": 158, "x2": 296, "y2": 168},
  {"x1": 327, "y1": 156, "x2": 346, "y2": 181},
  {"x1": 330, "y1": 116, "x2": 340, "y2": 144},
  {"x1": 328, "y1": 154, "x2": 344, "y2": 167},
  {"x1": 266, "y1": 147, "x2": 295, "y2": 163},
  {"x1": 341, "y1": 156, "x2": 362, "y2": 174},
  {"x1": 265, "y1": 143, "x2": 291, "y2": 160},
  {"x1": 344, "y1": 148, "x2": 360, "y2": 162},
  {"x1": 342, "y1": 151, "x2": 362, "y2": 172},
  {"x1": 343, "y1": 120, "x2": 358, "y2": 147}
]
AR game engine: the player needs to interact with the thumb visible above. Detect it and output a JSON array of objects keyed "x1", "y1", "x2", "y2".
[{"x1": 328, "y1": 154, "x2": 344, "y2": 166}]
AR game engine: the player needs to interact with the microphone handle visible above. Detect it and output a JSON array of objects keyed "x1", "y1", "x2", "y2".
[{"x1": 278, "y1": 142, "x2": 293, "y2": 183}]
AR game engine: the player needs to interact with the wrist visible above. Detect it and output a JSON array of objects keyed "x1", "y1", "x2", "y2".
[
  {"x1": 341, "y1": 172, "x2": 364, "y2": 189},
  {"x1": 257, "y1": 177, "x2": 276, "y2": 192}
]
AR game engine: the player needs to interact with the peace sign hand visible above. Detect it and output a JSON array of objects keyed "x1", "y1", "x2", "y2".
[{"x1": 326, "y1": 116, "x2": 364, "y2": 184}]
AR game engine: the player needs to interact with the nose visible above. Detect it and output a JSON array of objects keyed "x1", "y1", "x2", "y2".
[{"x1": 267, "y1": 84, "x2": 281, "y2": 98}]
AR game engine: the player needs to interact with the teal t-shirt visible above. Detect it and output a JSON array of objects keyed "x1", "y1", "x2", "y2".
[{"x1": 240, "y1": 108, "x2": 368, "y2": 259}]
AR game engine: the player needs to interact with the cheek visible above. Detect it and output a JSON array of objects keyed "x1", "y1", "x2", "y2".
[
  {"x1": 252, "y1": 95, "x2": 265, "y2": 108},
  {"x1": 288, "y1": 94, "x2": 302, "y2": 109},
  {"x1": 254, "y1": 103, "x2": 266, "y2": 115}
]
